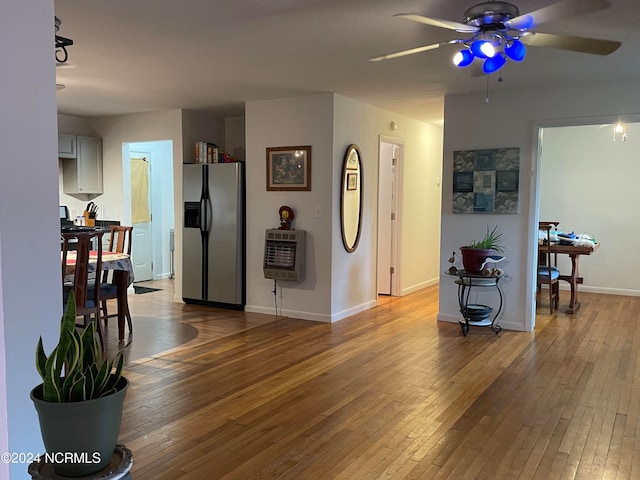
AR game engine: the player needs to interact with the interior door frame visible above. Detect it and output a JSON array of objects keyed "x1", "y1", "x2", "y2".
[
  {"x1": 129, "y1": 153, "x2": 154, "y2": 281},
  {"x1": 378, "y1": 135, "x2": 404, "y2": 297},
  {"x1": 122, "y1": 140, "x2": 175, "y2": 281},
  {"x1": 527, "y1": 113, "x2": 640, "y2": 331}
]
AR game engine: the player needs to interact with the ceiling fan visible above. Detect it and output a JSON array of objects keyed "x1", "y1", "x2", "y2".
[{"x1": 370, "y1": 0, "x2": 621, "y2": 74}]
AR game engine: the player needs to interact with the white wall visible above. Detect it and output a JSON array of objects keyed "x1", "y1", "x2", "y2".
[
  {"x1": 331, "y1": 95, "x2": 443, "y2": 320},
  {"x1": 245, "y1": 94, "x2": 335, "y2": 321},
  {"x1": 395, "y1": 113, "x2": 443, "y2": 295},
  {"x1": 245, "y1": 93, "x2": 443, "y2": 322},
  {"x1": 225, "y1": 116, "x2": 246, "y2": 162},
  {"x1": 331, "y1": 97, "x2": 379, "y2": 319},
  {"x1": 439, "y1": 81, "x2": 640, "y2": 332},
  {"x1": 540, "y1": 123, "x2": 640, "y2": 296},
  {"x1": 0, "y1": 232, "x2": 7, "y2": 479},
  {"x1": 1, "y1": 1, "x2": 61, "y2": 478}
]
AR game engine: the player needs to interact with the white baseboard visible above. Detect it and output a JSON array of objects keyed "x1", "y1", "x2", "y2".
[
  {"x1": 541, "y1": 284, "x2": 640, "y2": 297},
  {"x1": 331, "y1": 300, "x2": 378, "y2": 323},
  {"x1": 244, "y1": 305, "x2": 331, "y2": 323},
  {"x1": 401, "y1": 277, "x2": 439, "y2": 296},
  {"x1": 153, "y1": 273, "x2": 172, "y2": 280},
  {"x1": 437, "y1": 312, "x2": 525, "y2": 332},
  {"x1": 245, "y1": 299, "x2": 378, "y2": 324},
  {"x1": 575, "y1": 285, "x2": 640, "y2": 297}
]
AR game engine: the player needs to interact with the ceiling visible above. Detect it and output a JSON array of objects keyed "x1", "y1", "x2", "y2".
[{"x1": 54, "y1": 0, "x2": 640, "y2": 127}]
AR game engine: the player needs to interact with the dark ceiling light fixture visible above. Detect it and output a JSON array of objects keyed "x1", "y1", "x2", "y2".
[{"x1": 55, "y1": 16, "x2": 73, "y2": 64}]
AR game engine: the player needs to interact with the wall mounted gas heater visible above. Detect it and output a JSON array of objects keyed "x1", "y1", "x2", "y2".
[{"x1": 263, "y1": 229, "x2": 305, "y2": 282}]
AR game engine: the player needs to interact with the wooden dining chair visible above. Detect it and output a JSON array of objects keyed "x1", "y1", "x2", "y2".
[
  {"x1": 537, "y1": 222, "x2": 560, "y2": 313},
  {"x1": 100, "y1": 225, "x2": 133, "y2": 333},
  {"x1": 61, "y1": 230, "x2": 105, "y2": 347},
  {"x1": 539, "y1": 221, "x2": 560, "y2": 266}
]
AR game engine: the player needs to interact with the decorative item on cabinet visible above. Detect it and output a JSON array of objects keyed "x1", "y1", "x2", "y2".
[
  {"x1": 61, "y1": 135, "x2": 103, "y2": 194},
  {"x1": 278, "y1": 205, "x2": 295, "y2": 230}
]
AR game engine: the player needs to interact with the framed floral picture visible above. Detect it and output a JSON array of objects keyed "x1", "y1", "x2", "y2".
[
  {"x1": 347, "y1": 172, "x2": 358, "y2": 190},
  {"x1": 266, "y1": 146, "x2": 311, "y2": 191}
]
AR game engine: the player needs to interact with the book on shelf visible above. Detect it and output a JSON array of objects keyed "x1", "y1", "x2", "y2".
[{"x1": 194, "y1": 141, "x2": 220, "y2": 163}]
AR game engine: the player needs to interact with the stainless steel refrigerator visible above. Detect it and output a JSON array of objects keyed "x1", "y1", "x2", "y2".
[{"x1": 182, "y1": 162, "x2": 245, "y2": 308}]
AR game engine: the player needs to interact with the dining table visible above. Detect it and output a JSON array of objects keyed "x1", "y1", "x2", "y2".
[
  {"x1": 539, "y1": 241, "x2": 600, "y2": 314},
  {"x1": 64, "y1": 250, "x2": 135, "y2": 340}
]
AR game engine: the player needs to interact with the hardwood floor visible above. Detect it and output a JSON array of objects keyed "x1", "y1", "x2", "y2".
[
  {"x1": 102, "y1": 279, "x2": 279, "y2": 365},
  {"x1": 114, "y1": 282, "x2": 640, "y2": 479}
]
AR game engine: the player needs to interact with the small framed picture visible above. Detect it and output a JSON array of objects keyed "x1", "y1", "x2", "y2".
[
  {"x1": 347, "y1": 172, "x2": 358, "y2": 191},
  {"x1": 266, "y1": 146, "x2": 311, "y2": 191}
]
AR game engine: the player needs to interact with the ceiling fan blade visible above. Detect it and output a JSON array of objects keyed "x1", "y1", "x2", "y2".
[
  {"x1": 394, "y1": 13, "x2": 478, "y2": 34},
  {"x1": 520, "y1": 32, "x2": 621, "y2": 55},
  {"x1": 369, "y1": 41, "x2": 459, "y2": 62},
  {"x1": 505, "y1": 0, "x2": 611, "y2": 31}
]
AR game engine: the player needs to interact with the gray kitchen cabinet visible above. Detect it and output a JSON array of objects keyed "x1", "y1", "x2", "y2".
[
  {"x1": 58, "y1": 134, "x2": 77, "y2": 158},
  {"x1": 61, "y1": 135, "x2": 103, "y2": 194}
]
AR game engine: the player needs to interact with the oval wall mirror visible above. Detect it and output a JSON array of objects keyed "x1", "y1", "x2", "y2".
[{"x1": 340, "y1": 144, "x2": 363, "y2": 253}]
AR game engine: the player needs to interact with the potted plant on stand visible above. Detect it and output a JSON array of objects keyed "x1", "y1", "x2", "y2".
[
  {"x1": 460, "y1": 224, "x2": 505, "y2": 273},
  {"x1": 29, "y1": 292, "x2": 131, "y2": 478}
]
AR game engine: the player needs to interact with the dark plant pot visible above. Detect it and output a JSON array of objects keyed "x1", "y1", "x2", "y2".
[
  {"x1": 460, "y1": 247, "x2": 493, "y2": 273},
  {"x1": 30, "y1": 377, "x2": 128, "y2": 477}
]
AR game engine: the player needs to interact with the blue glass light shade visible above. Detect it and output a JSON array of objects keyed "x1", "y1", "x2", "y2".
[
  {"x1": 453, "y1": 49, "x2": 474, "y2": 67},
  {"x1": 483, "y1": 53, "x2": 506, "y2": 74},
  {"x1": 505, "y1": 40, "x2": 526, "y2": 61},
  {"x1": 470, "y1": 40, "x2": 495, "y2": 59}
]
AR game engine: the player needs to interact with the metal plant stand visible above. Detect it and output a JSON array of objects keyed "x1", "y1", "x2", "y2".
[{"x1": 449, "y1": 271, "x2": 504, "y2": 336}]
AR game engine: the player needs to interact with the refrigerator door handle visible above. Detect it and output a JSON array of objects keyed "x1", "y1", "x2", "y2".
[{"x1": 199, "y1": 197, "x2": 207, "y2": 233}]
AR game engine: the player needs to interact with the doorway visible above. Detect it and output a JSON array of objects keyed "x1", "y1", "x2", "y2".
[
  {"x1": 122, "y1": 141, "x2": 174, "y2": 283},
  {"x1": 529, "y1": 118, "x2": 640, "y2": 330},
  {"x1": 377, "y1": 137, "x2": 404, "y2": 296},
  {"x1": 129, "y1": 156, "x2": 153, "y2": 281}
]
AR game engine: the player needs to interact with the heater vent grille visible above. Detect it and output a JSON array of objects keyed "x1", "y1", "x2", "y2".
[
  {"x1": 264, "y1": 242, "x2": 296, "y2": 268},
  {"x1": 263, "y1": 229, "x2": 305, "y2": 281}
]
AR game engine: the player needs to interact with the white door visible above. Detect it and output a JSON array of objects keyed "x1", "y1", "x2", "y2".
[
  {"x1": 130, "y1": 156, "x2": 153, "y2": 281},
  {"x1": 377, "y1": 143, "x2": 394, "y2": 294},
  {"x1": 378, "y1": 139, "x2": 404, "y2": 296}
]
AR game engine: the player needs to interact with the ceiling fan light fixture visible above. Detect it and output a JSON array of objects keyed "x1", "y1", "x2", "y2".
[
  {"x1": 483, "y1": 53, "x2": 506, "y2": 73},
  {"x1": 470, "y1": 39, "x2": 495, "y2": 59},
  {"x1": 505, "y1": 39, "x2": 526, "y2": 61},
  {"x1": 453, "y1": 49, "x2": 475, "y2": 67}
]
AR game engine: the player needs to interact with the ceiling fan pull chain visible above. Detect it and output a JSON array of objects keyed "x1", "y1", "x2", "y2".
[{"x1": 485, "y1": 75, "x2": 490, "y2": 104}]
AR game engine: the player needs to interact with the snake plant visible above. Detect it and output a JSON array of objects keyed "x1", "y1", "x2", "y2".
[
  {"x1": 35, "y1": 291, "x2": 124, "y2": 402},
  {"x1": 467, "y1": 224, "x2": 505, "y2": 254}
]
